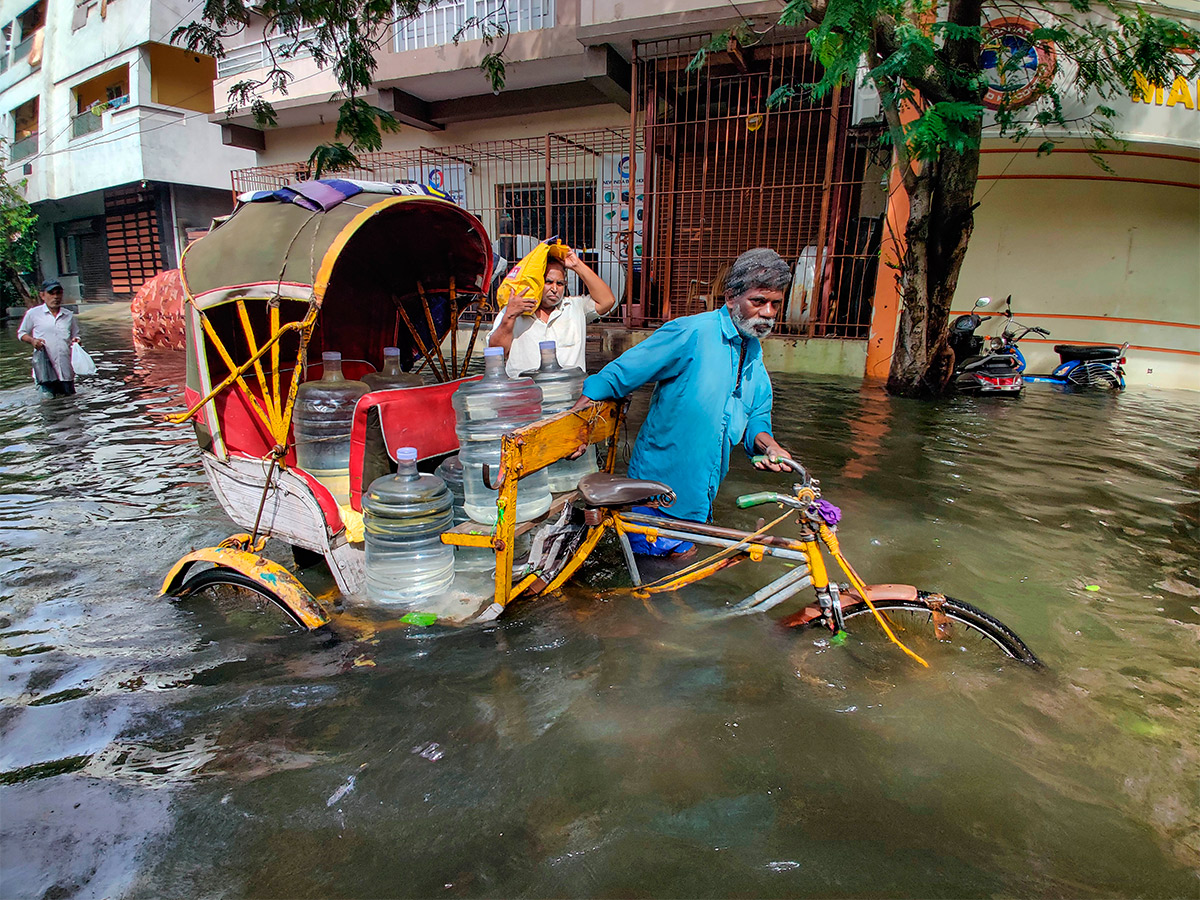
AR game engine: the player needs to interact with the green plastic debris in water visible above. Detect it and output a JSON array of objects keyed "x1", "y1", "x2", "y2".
[
  {"x1": 1085, "y1": 585, "x2": 1101, "y2": 592},
  {"x1": 831, "y1": 631, "x2": 847, "y2": 645},
  {"x1": 400, "y1": 612, "x2": 438, "y2": 627}
]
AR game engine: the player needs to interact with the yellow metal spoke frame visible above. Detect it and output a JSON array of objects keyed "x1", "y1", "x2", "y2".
[{"x1": 440, "y1": 399, "x2": 625, "y2": 615}]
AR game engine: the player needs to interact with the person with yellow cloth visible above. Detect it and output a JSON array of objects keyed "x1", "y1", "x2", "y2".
[{"x1": 488, "y1": 247, "x2": 617, "y2": 377}]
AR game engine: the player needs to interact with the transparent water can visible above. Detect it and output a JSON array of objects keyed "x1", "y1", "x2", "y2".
[
  {"x1": 451, "y1": 347, "x2": 551, "y2": 524},
  {"x1": 522, "y1": 340, "x2": 598, "y2": 492},
  {"x1": 363, "y1": 346, "x2": 423, "y2": 391},
  {"x1": 363, "y1": 447, "x2": 455, "y2": 606},
  {"x1": 293, "y1": 351, "x2": 368, "y2": 506}
]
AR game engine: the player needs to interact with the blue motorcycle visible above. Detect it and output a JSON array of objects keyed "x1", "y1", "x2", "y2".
[{"x1": 974, "y1": 296, "x2": 1128, "y2": 391}]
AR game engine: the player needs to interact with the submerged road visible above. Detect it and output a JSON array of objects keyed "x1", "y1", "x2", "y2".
[{"x1": 1, "y1": 305, "x2": 1197, "y2": 898}]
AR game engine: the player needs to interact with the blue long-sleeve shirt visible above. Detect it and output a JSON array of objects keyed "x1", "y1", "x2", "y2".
[{"x1": 582, "y1": 306, "x2": 774, "y2": 522}]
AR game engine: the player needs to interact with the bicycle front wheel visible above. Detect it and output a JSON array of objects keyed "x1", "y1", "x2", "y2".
[{"x1": 838, "y1": 591, "x2": 1041, "y2": 666}]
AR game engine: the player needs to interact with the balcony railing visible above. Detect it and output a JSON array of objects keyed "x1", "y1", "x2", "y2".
[
  {"x1": 70, "y1": 95, "x2": 130, "y2": 139},
  {"x1": 13, "y1": 28, "x2": 40, "y2": 62},
  {"x1": 10, "y1": 133, "x2": 37, "y2": 161},
  {"x1": 217, "y1": 26, "x2": 318, "y2": 79},
  {"x1": 71, "y1": 111, "x2": 103, "y2": 138},
  {"x1": 394, "y1": 0, "x2": 553, "y2": 52}
]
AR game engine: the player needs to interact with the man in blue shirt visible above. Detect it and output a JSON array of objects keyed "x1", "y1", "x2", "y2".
[{"x1": 578, "y1": 248, "x2": 795, "y2": 556}]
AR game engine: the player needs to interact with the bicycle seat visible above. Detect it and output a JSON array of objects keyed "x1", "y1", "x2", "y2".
[
  {"x1": 1054, "y1": 344, "x2": 1123, "y2": 362},
  {"x1": 577, "y1": 473, "x2": 675, "y2": 508}
]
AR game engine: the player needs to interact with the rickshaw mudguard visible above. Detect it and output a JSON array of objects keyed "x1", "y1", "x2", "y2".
[{"x1": 160, "y1": 546, "x2": 331, "y2": 630}]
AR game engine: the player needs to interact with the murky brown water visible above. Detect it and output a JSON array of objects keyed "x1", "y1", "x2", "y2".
[{"x1": 2, "y1": 307, "x2": 1197, "y2": 899}]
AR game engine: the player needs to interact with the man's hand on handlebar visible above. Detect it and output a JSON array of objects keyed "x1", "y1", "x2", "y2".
[{"x1": 752, "y1": 437, "x2": 793, "y2": 473}]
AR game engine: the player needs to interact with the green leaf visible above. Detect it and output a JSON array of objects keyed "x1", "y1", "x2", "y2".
[{"x1": 765, "y1": 84, "x2": 798, "y2": 109}]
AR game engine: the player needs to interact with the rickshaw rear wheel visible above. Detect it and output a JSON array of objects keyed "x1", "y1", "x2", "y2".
[
  {"x1": 291, "y1": 545, "x2": 327, "y2": 570},
  {"x1": 177, "y1": 566, "x2": 318, "y2": 631}
]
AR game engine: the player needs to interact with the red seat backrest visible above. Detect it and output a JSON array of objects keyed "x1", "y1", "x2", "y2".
[{"x1": 348, "y1": 376, "x2": 480, "y2": 510}]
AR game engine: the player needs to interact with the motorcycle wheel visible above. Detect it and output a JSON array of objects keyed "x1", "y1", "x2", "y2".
[{"x1": 1067, "y1": 361, "x2": 1121, "y2": 390}]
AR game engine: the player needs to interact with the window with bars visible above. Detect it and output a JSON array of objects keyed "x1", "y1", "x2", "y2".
[{"x1": 497, "y1": 181, "x2": 595, "y2": 250}]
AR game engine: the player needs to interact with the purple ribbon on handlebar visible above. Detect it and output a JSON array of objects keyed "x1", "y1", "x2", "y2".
[{"x1": 815, "y1": 499, "x2": 841, "y2": 527}]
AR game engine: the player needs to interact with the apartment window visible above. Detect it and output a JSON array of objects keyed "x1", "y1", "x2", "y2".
[
  {"x1": 13, "y1": 1, "x2": 45, "y2": 62},
  {"x1": 395, "y1": 0, "x2": 554, "y2": 52},
  {"x1": 498, "y1": 181, "x2": 595, "y2": 250},
  {"x1": 72, "y1": 65, "x2": 130, "y2": 138},
  {"x1": 10, "y1": 96, "x2": 38, "y2": 161}
]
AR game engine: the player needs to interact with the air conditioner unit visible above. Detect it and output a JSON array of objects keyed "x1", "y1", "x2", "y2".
[{"x1": 852, "y1": 58, "x2": 882, "y2": 125}]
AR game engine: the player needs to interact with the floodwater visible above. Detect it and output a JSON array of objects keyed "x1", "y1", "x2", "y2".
[{"x1": 1, "y1": 307, "x2": 1197, "y2": 899}]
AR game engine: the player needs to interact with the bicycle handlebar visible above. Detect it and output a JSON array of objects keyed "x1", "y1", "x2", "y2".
[
  {"x1": 750, "y1": 455, "x2": 810, "y2": 483},
  {"x1": 737, "y1": 491, "x2": 791, "y2": 509}
]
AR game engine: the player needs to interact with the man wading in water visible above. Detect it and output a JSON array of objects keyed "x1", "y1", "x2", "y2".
[
  {"x1": 18, "y1": 281, "x2": 80, "y2": 398},
  {"x1": 575, "y1": 247, "x2": 795, "y2": 557}
]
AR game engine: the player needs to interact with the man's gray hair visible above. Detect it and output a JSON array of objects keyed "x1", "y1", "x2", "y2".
[{"x1": 725, "y1": 248, "x2": 792, "y2": 297}]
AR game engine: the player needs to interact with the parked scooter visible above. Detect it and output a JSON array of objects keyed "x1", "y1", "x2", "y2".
[
  {"x1": 975, "y1": 296, "x2": 1128, "y2": 391},
  {"x1": 948, "y1": 297, "x2": 1037, "y2": 395}
]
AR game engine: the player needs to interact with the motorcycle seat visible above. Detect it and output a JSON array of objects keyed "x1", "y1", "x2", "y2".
[
  {"x1": 577, "y1": 473, "x2": 676, "y2": 509},
  {"x1": 1054, "y1": 344, "x2": 1123, "y2": 362},
  {"x1": 960, "y1": 354, "x2": 1019, "y2": 373}
]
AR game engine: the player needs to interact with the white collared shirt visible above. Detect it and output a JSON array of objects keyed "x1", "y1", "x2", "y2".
[
  {"x1": 490, "y1": 295, "x2": 600, "y2": 377},
  {"x1": 17, "y1": 303, "x2": 78, "y2": 381}
]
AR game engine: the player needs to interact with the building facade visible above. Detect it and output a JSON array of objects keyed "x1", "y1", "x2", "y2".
[
  {"x1": 217, "y1": 1, "x2": 1198, "y2": 387},
  {"x1": 0, "y1": 0, "x2": 256, "y2": 303}
]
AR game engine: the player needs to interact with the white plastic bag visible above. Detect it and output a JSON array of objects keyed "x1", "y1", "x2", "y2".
[{"x1": 71, "y1": 343, "x2": 98, "y2": 377}]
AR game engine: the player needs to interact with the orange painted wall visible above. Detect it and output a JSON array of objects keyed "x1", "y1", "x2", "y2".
[{"x1": 148, "y1": 43, "x2": 216, "y2": 114}]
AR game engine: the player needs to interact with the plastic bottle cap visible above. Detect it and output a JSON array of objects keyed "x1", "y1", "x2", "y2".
[
  {"x1": 539, "y1": 340, "x2": 556, "y2": 350},
  {"x1": 397, "y1": 447, "x2": 418, "y2": 461},
  {"x1": 322, "y1": 351, "x2": 342, "y2": 361},
  {"x1": 383, "y1": 346, "x2": 400, "y2": 356},
  {"x1": 484, "y1": 347, "x2": 504, "y2": 357}
]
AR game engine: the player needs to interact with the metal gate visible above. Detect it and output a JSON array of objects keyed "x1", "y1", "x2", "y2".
[{"x1": 633, "y1": 36, "x2": 885, "y2": 338}]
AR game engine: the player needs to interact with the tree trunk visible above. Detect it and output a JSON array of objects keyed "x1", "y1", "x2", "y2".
[
  {"x1": 3, "y1": 266, "x2": 35, "y2": 307},
  {"x1": 885, "y1": 142, "x2": 983, "y2": 398}
]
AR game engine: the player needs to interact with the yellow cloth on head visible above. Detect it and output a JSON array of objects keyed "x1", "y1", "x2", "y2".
[{"x1": 496, "y1": 239, "x2": 569, "y2": 314}]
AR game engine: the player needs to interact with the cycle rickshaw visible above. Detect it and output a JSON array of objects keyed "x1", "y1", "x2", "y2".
[{"x1": 161, "y1": 181, "x2": 1038, "y2": 668}]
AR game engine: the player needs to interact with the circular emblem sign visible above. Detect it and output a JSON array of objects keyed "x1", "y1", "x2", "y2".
[{"x1": 980, "y1": 17, "x2": 1057, "y2": 110}]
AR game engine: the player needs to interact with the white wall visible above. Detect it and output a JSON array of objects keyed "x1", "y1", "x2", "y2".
[
  {"x1": 957, "y1": 140, "x2": 1200, "y2": 390},
  {"x1": 0, "y1": 0, "x2": 252, "y2": 204}
]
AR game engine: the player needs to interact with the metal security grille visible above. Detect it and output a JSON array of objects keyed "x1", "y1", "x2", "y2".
[
  {"x1": 634, "y1": 36, "x2": 886, "y2": 337},
  {"x1": 229, "y1": 82, "x2": 883, "y2": 338},
  {"x1": 104, "y1": 185, "x2": 165, "y2": 296},
  {"x1": 232, "y1": 130, "x2": 641, "y2": 311}
]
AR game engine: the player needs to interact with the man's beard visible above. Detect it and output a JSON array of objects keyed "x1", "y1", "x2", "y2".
[{"x1": 730, "y1": 304, "x2": 775, "y2": 339}]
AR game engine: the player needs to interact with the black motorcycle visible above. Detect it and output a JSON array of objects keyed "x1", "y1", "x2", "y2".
[{"x1": 947, "y1": 298, "x2": 1043, "y2": 395}]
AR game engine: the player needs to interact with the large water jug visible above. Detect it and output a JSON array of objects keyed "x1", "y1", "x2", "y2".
[
  {"x1": 363, "y1": 447, "x2": 455, "y2": 605},
  {"x1": 523, "y1": 340, "x2": 598, "y2": 492},
  {"x1": 435, "y1": 454, "x2": 494, "y2": 573},
  {"x1": 293, "y1": 351, "x2": 368, "y2": 505},
  {"x1": 452, "y1": 347, "x2": 552, "y2": 524},
  {"x1": 363, "y1": 346, "x2": 423, "y2": 391}
]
